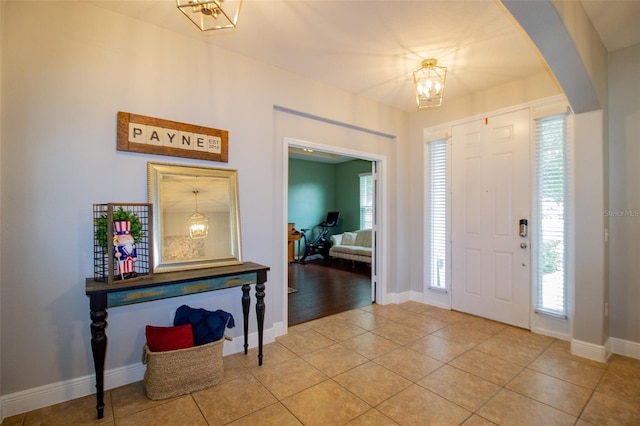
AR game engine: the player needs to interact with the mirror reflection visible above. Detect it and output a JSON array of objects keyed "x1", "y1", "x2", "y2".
[{"x1": 148, "y1": 163, "x2": 242, "y2": 273}]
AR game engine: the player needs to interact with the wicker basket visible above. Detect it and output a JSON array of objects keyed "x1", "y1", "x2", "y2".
[{"x1": 142, "y1": 337, "x2": 227, "y2": 400}]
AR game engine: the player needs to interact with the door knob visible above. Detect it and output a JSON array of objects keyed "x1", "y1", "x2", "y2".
[{"x1": 520, "y1": 242, "x2": 528, "y2": 249}]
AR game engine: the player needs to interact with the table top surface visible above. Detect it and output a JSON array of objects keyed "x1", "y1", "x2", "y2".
[{"x1": 86, "y1": 261, "x2": 269, "y2": 295}]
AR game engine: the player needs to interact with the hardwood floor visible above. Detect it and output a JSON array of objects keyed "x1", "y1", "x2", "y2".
[{"x1": 288, "y1": 258, "x2": 372, "y2": 326}]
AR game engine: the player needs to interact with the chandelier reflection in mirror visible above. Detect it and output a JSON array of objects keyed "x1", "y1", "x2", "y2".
[
  {"x1": 188, "y1": 190, "x2": 209, "y2": 239},
  {"x1": 176, "y1": 0, "x2": 243, "y2": 31},
  {"x1": 413, "y1": 59, "x2": 447, "y2": 110}
]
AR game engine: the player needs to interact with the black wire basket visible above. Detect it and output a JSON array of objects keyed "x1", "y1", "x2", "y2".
[{"x1": 93, "y1": 203, "x2": 153, "y2": 283}]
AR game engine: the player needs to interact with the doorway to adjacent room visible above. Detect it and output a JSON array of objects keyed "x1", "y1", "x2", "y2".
[{"x1": 286, "y1": 143, "x2": 380, "y2": 325}]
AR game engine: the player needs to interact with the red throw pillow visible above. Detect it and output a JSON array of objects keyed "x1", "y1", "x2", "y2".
[{"x1": 145, "y1": 324, "x2": 194, "y2": 352}]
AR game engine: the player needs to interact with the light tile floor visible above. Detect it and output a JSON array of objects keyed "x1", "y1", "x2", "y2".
[{"x1": 4, "y1": 302, "x2": 640, "y2": 425}]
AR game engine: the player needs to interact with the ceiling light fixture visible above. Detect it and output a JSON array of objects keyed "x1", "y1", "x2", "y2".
[
  {"x1": 413, "y1": 59, "x2": 447, "y2": 110},
  {"x1": 177, "y1": 0, "x2": 243, "y2": 32},
  {"x1": 187, "y1": 190, "x2": 209, "y2": 239}
]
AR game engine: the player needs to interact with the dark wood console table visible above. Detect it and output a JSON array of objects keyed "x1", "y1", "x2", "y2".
[{"x1": 85, "y1": 261, "x2": 269, "y2": 419}]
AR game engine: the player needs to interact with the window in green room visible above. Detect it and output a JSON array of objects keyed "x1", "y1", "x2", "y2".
[{"x1": 359, "y1": 173, "x2": 373, "y2": 229}]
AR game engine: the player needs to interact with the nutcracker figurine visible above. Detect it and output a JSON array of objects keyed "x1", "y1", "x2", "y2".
[{"x1": 113, "y1": 220, "x2": 138, "y2": 280}]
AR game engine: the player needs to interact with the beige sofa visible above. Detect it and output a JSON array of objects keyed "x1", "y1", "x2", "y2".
[{"x1": 329, "y1": 229, "x2": 372, "y2": 264}]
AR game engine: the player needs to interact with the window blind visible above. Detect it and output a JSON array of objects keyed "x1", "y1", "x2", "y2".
[
  {"x1": 534, "y1": 113, "x2": 570, "y2": 316},
  {"x1": 427, "y1": 140, "x2": 448, "y2": 290},
  {"x1": 359, "y1": 173, "x2": 373, "y2": 229}
]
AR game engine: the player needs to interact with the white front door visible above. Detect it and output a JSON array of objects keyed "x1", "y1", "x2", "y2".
[{"x1": 451, "y1": 109, "x2": 531, "y2": 328}]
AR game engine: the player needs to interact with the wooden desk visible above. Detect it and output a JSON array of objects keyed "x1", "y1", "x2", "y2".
[
  {"x1": 288, "y1": 223, "x2": 302, "y2": 262},
  {"x1": 85, "y1": 262, "x2": 269, "y2": 419}
]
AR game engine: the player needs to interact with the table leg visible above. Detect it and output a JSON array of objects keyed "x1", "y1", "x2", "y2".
[
  {"x1": 255, "y1": 282, "x2": 265, "y2": 366},
  {"x1": 89, "y1": 306, "x2": 108, "y2": 419},
  {"x1": 241, "y1": 284, "x2": 250, "y2": 355}
]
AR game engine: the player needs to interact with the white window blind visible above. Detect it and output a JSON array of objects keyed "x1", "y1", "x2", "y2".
[
  {"x1": 534, "y1": 113, "x2": 570, "y2": 316},
  {"x1": 427, "y1": 140, "x2": 448, "y2": 290},
  {"x1": 359, "y1": 173, "x2": 373, "y2": 229}
]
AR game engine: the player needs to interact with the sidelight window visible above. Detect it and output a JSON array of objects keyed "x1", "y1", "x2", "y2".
[
  {"x1": 534, "y1": 113, "x2": 571, "y2": 316},
  {"x1": 426, "y1": 139, "x2": 448, "y2": 290}
]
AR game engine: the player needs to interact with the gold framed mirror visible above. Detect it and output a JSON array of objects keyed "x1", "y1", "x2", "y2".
[{"x1": 147, "y1": 162, "x2": 242, "y2": 273}]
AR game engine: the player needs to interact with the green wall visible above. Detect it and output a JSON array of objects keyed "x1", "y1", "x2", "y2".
[
  {"x1": 288, "y1": 158, "x2": 337, "y2": 238},
  {"x1": 288, "y1": 157, "x2": 371, "y2": 253},
  {"x1": 335, "y1": 159, "x2": 372, "y2": 231}
]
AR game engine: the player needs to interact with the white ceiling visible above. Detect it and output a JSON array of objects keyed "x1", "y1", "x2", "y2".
[
  {"x1": 94, "y1": 0, "x2": 640, "y2": 113},
  {"x1": 288, "y1": 147, "x2": 357, "y2": 164},
  {"x1": 581, "y1": 0, "x2": 640, "y2": 53}
]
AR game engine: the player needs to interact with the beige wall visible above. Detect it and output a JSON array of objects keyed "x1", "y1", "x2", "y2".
[
  {"x1": 0, "y1": 1, "x2": 407, "y2": 401},
  {"x1": 552, "y1": 0, "x2": 609, "y2": 109},
  {"x1": 0, "y1": 2, "x2": 4, "y2": 419},
  {"x1": 1, "y1": 0, "x2": 638, "y2": 418},
  {"x1": 608, "y1": 43, "x2": 640, "y2": 344}
]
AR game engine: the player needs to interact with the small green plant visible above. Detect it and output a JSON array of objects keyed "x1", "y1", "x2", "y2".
[
  {"x1": 95, "y1": 206, "x2": 143, "y2": 251},
  {"x1": 541, "y1": 239, "x2": 560, "y2": 274}
]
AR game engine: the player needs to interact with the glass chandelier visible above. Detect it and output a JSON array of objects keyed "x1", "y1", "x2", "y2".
[
  {"x1": 413, "y1": 59, "x2": 447, "y2": 110},
  {"x1": 176, "y1": 0, "x2": 243, "y2": 31},
  {"x1": 187, "y1": 190, "x2": 209, "y2": 239}
]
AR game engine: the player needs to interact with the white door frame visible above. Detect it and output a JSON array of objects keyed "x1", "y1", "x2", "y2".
[
  {"x1": 282, "y1": 137, "x2": 387, "y2": 328},
  {"x1": 450, "y1": 109, "x2": 531, "y2": 329},
  {"x1": 422, "y1": 95, "x2": 570, "y2": 335}
]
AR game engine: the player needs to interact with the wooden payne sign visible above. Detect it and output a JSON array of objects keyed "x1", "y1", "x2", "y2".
[{"x1": 117, "y1": 112, "x2": 228, "y2": 163}]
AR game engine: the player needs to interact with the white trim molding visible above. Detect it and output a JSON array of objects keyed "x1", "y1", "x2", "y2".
[
  {"x1": 1, "y1": 363, "x2": 145, "y2": 421},
  {"x1": 1, "y1": 329, "x2": 273, "y2": 420},
  {"x1": 571, "y1": 338, "x2": 610, "y2": 363},
  {"x1": 610, "y1": 337, "x2": 640, "y2": 360}
]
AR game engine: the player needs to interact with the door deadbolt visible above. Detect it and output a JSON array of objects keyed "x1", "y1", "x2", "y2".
[{"x1": 520, "y1": 242, "x2": 528, "y2": 249}]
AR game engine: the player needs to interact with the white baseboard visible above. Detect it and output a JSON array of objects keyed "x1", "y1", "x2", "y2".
[
  {"x1": 571, "y1": 338, "x2": 610, "y2": 363},
  {"x1": 530, "y1": 325, "x2": 570, "y2": 341},
  {"x1": 1, "y1": 363, "x2": 146, "y2": 420},
  {"x1": 415, "y1": 292, "x2": 450, "y2": 310},
  {"x1": 221, "y1": 327, "x2": 276, "y2": 356},
  {"x1": 610, "y1": 337, "x2": 640, "y2": 360},
  {"x1": 395, "y1": 291, "x2": 413, "y2": 304},
  {"x1": 272, "y1": 321, "x2": 287, "y2": 338},
  {"x1": 1, "y1": 329, "x2": 274, "y2": 421},
  {"x1": 379, "y1": 292, "x2": 397, "y2": 304},
  {"x1": 383, "y1": 291, "x2": 412, "y2": 305},
  {"x1": 408, "y1": 290, "x2": 426, "y2": 304}
]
